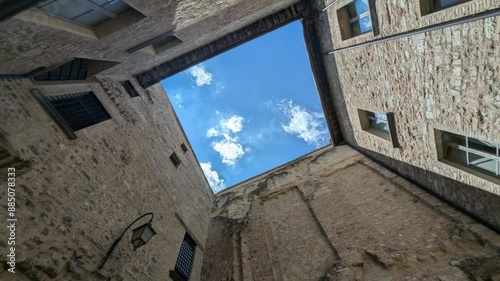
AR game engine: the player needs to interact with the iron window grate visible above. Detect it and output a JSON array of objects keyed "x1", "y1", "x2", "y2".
[
  {"x1": 174, "y1": 233, "x2": 196, "y2": 281},
  {"x1": 121, "y1": 81, "x2": 139, "y2": 98},
  {"x1": 46, "y1": 91, "x2": 111, "y2": 131},
  {"x1": 34, "y1": 58, "x2": 89, "y2": 81}
]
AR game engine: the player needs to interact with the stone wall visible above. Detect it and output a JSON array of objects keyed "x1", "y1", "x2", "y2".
[
  {"x1": 312, "y1": 0, "x2": 500, "y2": 230},
  {"x1": 324, "y1": 0, "x2": 499, "y2": 49},
  {"x1": 0, "y1": 0, "x2": 299, "y2": 78},
  {"x1": 0, "y1": 77, "x2": 213, "y2": 280},
  {"x1": 202, "y1": 145, "x2": 500, "y2": 280}
]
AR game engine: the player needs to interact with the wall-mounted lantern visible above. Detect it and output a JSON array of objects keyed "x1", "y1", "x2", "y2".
[
  {"x1": 131, "y1": 222, "x2": 157, "y2": 250},
  {"x1": 99, "y1": 212, "x2": 156, "y2": 269}
]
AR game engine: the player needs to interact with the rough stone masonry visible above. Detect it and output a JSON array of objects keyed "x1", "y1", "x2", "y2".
[{"x1": 0, "y1": 0, "x2": 499, "y2": 280}]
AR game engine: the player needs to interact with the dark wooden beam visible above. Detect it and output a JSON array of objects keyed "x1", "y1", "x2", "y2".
[
  {"x1": 135, "y1": 2, "x2": 307, "y2": 88},
  {"x1": 302, "y1": 17, "x2": 344, "y2": 146}
]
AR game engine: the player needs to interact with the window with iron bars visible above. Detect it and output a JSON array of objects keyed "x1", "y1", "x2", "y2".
[
  {"x1": 435, "y1": 129, "x2": 500, "y2": 183},
  {"x1": 170, "y1": 233, "x2": 196, "y2": 281},
  {"x1": 46, "y1": 91, "x2": 111, "y2": 131}
]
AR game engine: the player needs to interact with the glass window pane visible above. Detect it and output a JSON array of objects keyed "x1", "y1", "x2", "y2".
[
  {"x1": 446, "y1": 146, "x2": 467, "y2": 165},
  {"x1": 369, "y1": 120, "x2": 389, "y2": 132},
  {"x1": 355, "y1": 0, "x2": 370, "y2": 15},
  {"x1": 444, "y1": 132, "x2": 465, "y2": 146},
  {"x1": 350, "y1": 21, "x2": 362, "y2": 36},
  {"x1": 36, "y1": 0, "x2": 58, "y2": 9},
  {"x1": 359, "y1": 15, "x2": 373, "y2": 33},
  {"x1": 89, "y1": 0, "x2": 115, "y2": 6},
  {"x1": 73, "y1": 10, "x2": 109, "y2": 26},
  {"x1": 440, "y1": 0, "x2": 463, "y2": 8},
  {"x1": 468, "y1": 137, "x2": 497, "y2": 155},
  {"x1": 469, "y1": 153, "x2": 497, "y2": 175},
  {"x1": 39, "y1": 0, "x2": 91, "y2": 20},
  {"x1": 368, "y1": 112, "x2": 389, "y2": 133},
  {"x1": 373, "y1": 112, "x2": 387, "y2": 121},
  {"x1": 102, "y1": 0, "x2": 130, "y2": 15},
  {"x1": 346, "y1": 2, "x2": 357, "y2": 19}
]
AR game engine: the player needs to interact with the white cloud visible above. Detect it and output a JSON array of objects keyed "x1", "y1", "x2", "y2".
[
  {"x1": 206, "y1": 114, "x2": 247, "y2": 166},
  {"x1": 189, "y1": 64, "x2": 213, "y2": 86},
  {"x1": 265, "y1": 100, "x2": 274, "y2": 109},
  {"x1": 277, "y1": 99, "x2": 329, "y2": 146},
  {"x1": 200, "y1": 162, "x2": 226, "y2": 192},
  {"x1": 206, "y1": 128, "x2": 220, "y2": 137},
  {"x1": 212, "y1": 138, "x2": 245, "y2": 166},
  {"x1": 173, "y1": 93, "x2": 183, "y2": 108},
  {"x1": 222, "y1": 115, "x2": 244, "y2": 133},
  {"x1": 216, "y1": 83, "x2": 225, "y2": 94}
]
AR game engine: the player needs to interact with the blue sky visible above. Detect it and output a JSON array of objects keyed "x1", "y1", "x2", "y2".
[{"x1": 161, "y1": 21, "x2": 330, "y2": 193}]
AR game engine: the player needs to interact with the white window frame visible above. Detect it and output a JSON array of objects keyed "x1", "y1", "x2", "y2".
[
  {"x1": 337, "y1": 0, "x2": 379, "y2": 40},
  {"x1": 435, "y1": 129, "x2": 500, "y2": 184}
]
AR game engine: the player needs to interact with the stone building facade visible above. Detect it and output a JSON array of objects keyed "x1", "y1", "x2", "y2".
[
  {"x1": 0, "y1": 77, "x2": 214, "y2": 280},
  {"x1": 315, "y1": 0, "x2": 500, "y2": 230},
  {"x1": 203, "y1": 146, "x2": 500, "y2": 280},
  {"x1": 0, "y1": 0, "x2": 498, "y2": 280}
]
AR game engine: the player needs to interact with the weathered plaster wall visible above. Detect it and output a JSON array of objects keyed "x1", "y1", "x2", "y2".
[
  {"x1": 0, "y1": 78, "x2": 213, "y2": 280},
  {"x1": 202, "y1": 146, "x2": 500, "y2": 281},
  {"x1": 0, "y1": 0, "x2": 299, "y2": 77},
  {"x1": 313, "y1": 0, "x2": 500, "y2": 230}
]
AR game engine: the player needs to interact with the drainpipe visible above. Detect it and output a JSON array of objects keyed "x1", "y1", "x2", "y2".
[
  {"x1": 320, "y1": 0, "x2": 339, "y2": 13},
  {"x1": 328, "y1": 8, "x2": 500, "y2": 54}
]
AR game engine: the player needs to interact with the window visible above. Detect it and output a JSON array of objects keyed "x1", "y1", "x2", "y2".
[
  {"x1": 153, "y1": 36, "x2": 182, "y2": 55},
  {"x1": 34, "y1": 58, "x2": 89, "y2": 81},
  {"x1": 181, "y1": 143, "x2": 188, "y2": 153},
  {"x1": 170, "y1": 152, "x2": 181, "y2": 167},
  {"x1": 435, "y1": 129, "x2": 499, "y2": 183},
  {"x1": 32, "y1": 89, "x2": 111, "y2": 139},
  {"x1": 46, "y1": 91, "x2": 111, "y2": 131},
  {"x1": 170, "y1": 233, "x2": 196, "y2": 281},
  {"x1": 126, "y1": 31, "x2": 183, "y2": 55},
  {"x1": 337, "y1": 0, "x2": 378, "y2": 40},
  {"x1": 121, "y1": 81, "x2": 139, "y2": 98},
  {"x1": 36, "y1": 0, "x2": 130, "y2": 27},
  {"x1": 420, "y1": 0, "x2": 470, "y2": 15},
  {"x1": 30, "y1": 0, "x2": 145, "y2": 38},
  {"x1": 358, "y1": 109, "x2": 400, "y2": 148},
  {"x1": 33, "y1": 58, "x2": 120, "y2": 82}
]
